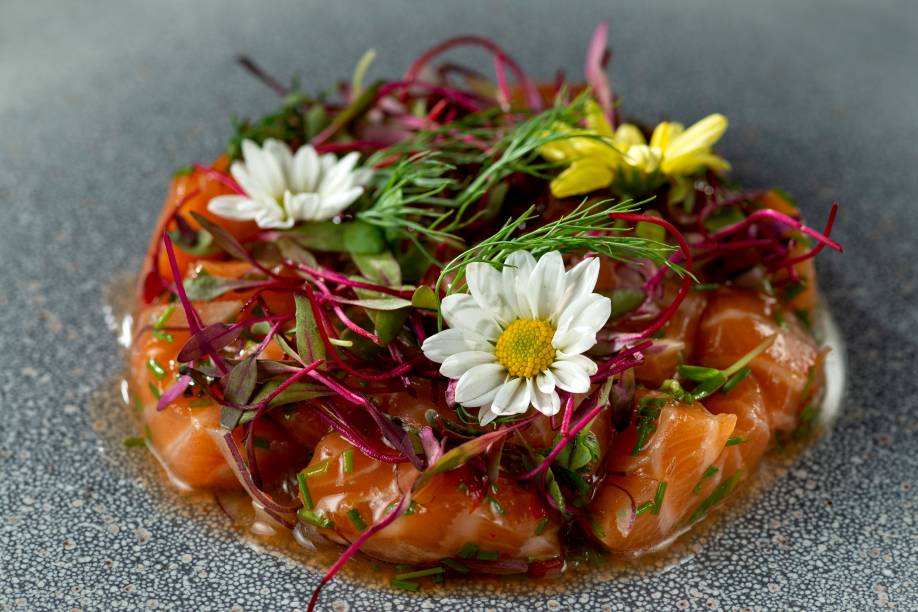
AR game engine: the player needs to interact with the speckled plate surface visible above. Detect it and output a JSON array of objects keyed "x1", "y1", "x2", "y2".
[{"x1": 2, "y1": 1, "x2": 917, "y2": 610}]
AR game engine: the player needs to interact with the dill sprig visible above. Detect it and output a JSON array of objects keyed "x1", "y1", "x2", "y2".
[
  {"x1": 437, "y1": 198, "x2": 681, "y2": 295},
  {"x1": 358, "y1": 93, "x2": 615, "y2": 251}
]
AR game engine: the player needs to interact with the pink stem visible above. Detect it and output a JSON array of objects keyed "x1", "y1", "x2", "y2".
[
  {"x1": 193, "y1": 164, "x2": 244, "y2": 194},
  {"x1": 711, "y1": 207, "x2": 843, "y2": 253}
]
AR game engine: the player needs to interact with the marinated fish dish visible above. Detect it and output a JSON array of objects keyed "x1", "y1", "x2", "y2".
[{"x1": 126, "y1": 23, "x2": 842, "y2": 607}]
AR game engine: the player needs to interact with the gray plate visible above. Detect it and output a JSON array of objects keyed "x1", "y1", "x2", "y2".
[{"x1": 1, "y1": 1, "x2": 916, "y2": 610}]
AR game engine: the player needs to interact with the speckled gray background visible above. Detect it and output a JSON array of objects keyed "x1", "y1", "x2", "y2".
[{"x1": 1, "y1": 1, "x2": 916, "y2": 610}]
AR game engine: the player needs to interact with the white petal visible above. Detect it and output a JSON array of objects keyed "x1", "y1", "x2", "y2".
[
  {"x1": 559, "y1": 353, "x2": 598, "y2": 375},
  {"x1": 552, "y1": 327, "x2": 598, "y2": 356},
  {"x1": 207, "y1": 195, "x2": 259, "y2": 221},
  {"x1": 318, "y1": 152, "x2": 360, "y2": 195},
  {"x1": 263, "y1": 138, "x2": 294, "y2": 183},
  {"x1": 550, "y1": 359, "x2": 592, "y2": 393},
  {"x1": 284, "y1": 191, "x2": 322, "y2": 222},
  {"x1": 556, "y1": 293, "x2": 611, "y2": 335},
  {"x1": 526, "y1": 251, "x2": 565, "y2": 321},
  {"x1": 440, "y1": 294, "x2": 501, "y2": 340},
  {"x1": 531, "y1": 386, "x2": 561, "y2": 417},
  {"x1": 503, "y1": 250, "x2": 536, "y2": 319},
  {"x1": 290, "y1": 144, "x2": 321, "y2": 192},
  {"x1": 422, "y1": 328, "x2": 493, "y2": 363},
  {"x1": 490, "y1": 377, "x2": 531, "y2": 416},
  {"x1": 466, "y1": 262, "x2": 512, "y2": 326},
  {"x1": 315, "y1": 186, "x2": 363, "y2": 218},
  {"x1": 439, "y1": 351, "x2": 497, "y2": 379},
  {"x1": 478, "y1": 406, "x2": 501, "y2": 426},
  {"x1": 230, "y1": 161, "x2": 272, "y2": 202},
  {"x1": 557, "y1": 257, "x2": 600, "y2": 320},
  {"x1": 535, "y1": 370, "x2": 556, "y2": 394},
  {"x1": 242, "y1": 140, "x2": 285, "y2": 199},
  {"x1": 454, "y1": 363, "x2": 506, "y2": 405}
]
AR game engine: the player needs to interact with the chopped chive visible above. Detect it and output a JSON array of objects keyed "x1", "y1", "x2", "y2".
[
  {"x1": 588, "y1": 514, "x2": 606, "y2": 539},
  {"x1": 431, "y1": 573, "x2": 444, "y2": 584},
  {"x1": 692, "y1": 464, "x2": 720, "y2": 494},
  {"x1": 773, "y1": 309, "x2": 785, "y2": 327},
  {"x1": 475, "y1": 549, "x2": 499, "y2": 561},
  {"x1": 693, "y1": 282, "x2": 720, "y2": 292},
  {"x1": 795, "y1": 308, "x2": 812, "y2": 330},
  {"x1": 689, "y1": 470, "x2": 743, "y2": 523},
  {"x1": 677, "y1": 364, "x2": 721, "y2": 381},
  {"x1": 341, "y1": 449, "x2": 354, "y2": 474},
  {"x1": 370, "y1": 561, "x2": 381, "y2": 572},
  {"x1": 441, "y1": 558, "x2": 470, "y2": 574},
  {"x1": 147, "y1": 382, "x2": 161, "y2": 400},
  {"x1": 721, "y1": 367, "x2": 752, "y2": 394},
  {"x1": 151, "y1": 329, "x2": 174, "y2": 343},
  {"x1": 303, "y1": 460, "x2": 329, "y2": 478},
  {"x1": 172, "y1": 165, "x2": 194, "y2": 177},
  {"x1": 404, "y1": 500, "x2": 418, "y2": 516},
  {"x1": 390, "y1": 579, "x2": 420, "y2": 592},
  {"x1": 457, "y1": 482, "x2": 468, "y2": 494},
  {"x1": 252, "y1": 436, "x2": 271, "y2": 450},
  {"x1": 635, "y1": 501, "x2": 654, "y2": 516},
  {"x1": 725, "y1": 436, "x2": 746, "y2": 446},
  {"x1": 297, "y1": 508, "x2": 333, "y2": 529},
  {"x1": 346, "y1": 508, "x2": 367, "y2": 531},
  {"x1": 456, "y1": 543, "x2": 478, "y2": 559},
  {"x1": 147, "y1": 357, "x2": 167, "y2": 380},
  {"x1": 122, "y1": 436, "x2": 145, "y2": 448},
  {"x1": 800, "y1": 366, "x2": 816, "y2": 402},
  {"x1": 153, "y1": 305, "x2": 176, "y2": 329},
  {"x1": 486, "y1": 495, "x2": 505, "y2": 515},
  {"x1": 799, "y1": 404, "x2": 818, "y2": 423},
  {"x1": 297, "y1": 471, "x2": 313, "y2": 510},
  {"x1": 651, "y1": 481, "x2": 667, "y2": 515},
  {"x1": 632, "y1": 396, "x2": 666, "y2": 455},
  {"x1": 188, "y1": 397, "x2": 212, "y2": 408},
  {"x1": 533, "y1": 517, "x2": 549, "y2": 536},
  {"x1": 783, "y1": 281, "x2": 806, "y2": 302},
  {"x1": 394, "y1": 567, "x2": 445, "y2": 581}
]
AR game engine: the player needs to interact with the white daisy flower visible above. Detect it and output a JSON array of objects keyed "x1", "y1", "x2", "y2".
[
  {"x1": 207, "y1": 138, "x2": 372, "y2": 229},
  {"x1": 422, "y1": 250, "x2": 612, "y2": 425}
]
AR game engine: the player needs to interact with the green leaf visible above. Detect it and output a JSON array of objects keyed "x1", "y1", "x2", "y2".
[
  {"x1": 677, "y1": 364, "x2": 722, "y2": 382},
  {"x1": 183, "y1": 276, "x2": 264, "y2": 301},
  {"x1": 352, "y1": 251, "x2": 402, "y2": 286},
  {"x1": 336, "y1": 296, "x2": 412, "y2": 311},
  {"x1": 294, "y1": 295, "x2": 324, "y2": 363},
  {"x1": 189, "y1": 211, "x2": 256, "y2": 263},
  {"x1": 223, "y1": 355, "x2": 257, "y2": 406},
  {"x1": 220, "y1": 405, "x2": 243, "y2": 430},
  {"x1": 414, "y1": 427, "x2": 516, "y2": 492},
  {"x1": 344, "y1": 221, "x2": 386, "y2": 255},
  {"x1": 606, "y1": 288, "x2": 645, "y2": 320},
  {"x1": 275, "y1": 237, "x2": 318, "y2": 266},
  {"x1": 411, "y1": 286, "x2": 439, "y2": 310},
  {"x1": 355, "y1": 288, "x2": 408, "y2": 345},
  {"x1": 287, "y1": 221, "x2": 348, "y2": 252}
]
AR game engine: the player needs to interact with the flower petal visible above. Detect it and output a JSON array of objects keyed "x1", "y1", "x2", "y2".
[
  {"x1": 283, "y1": 191, "x2": 321, "y2": 222},
  {"x1": 422, "y1": 328, "x2": 468, "y2": 363},
  {"x1": 318, "y1": 151, "x2": 361, "y2": 196},
  {"x1": 490, "y1": 377, "x2": 531, "y2": 417},
  {"x1": 454, "y1": 363, "x2": 506, "y2": 406},
  {"x1": 556, "y1": 293, "x2": 611, "y2": 336},
  {"x1": 526, "y1": 251, "x2": 565, "y2": 321},
  {"x1": 263, "y1": 138, "x2": 294, "y2": 183},
  {"x1": 556, "y1": 257, "x2": 600, "y2": 321},
  {"x1": 550, "y1": 359, "x2": 591, "y2": 393},
  {"x1": 503, "y1": 250, "x2": 536, "y2": 319},
  {"x1": 535, "y1": 370, "x2": 556, "y2": 394},
  {"x1": 531, "y1": 385, "x2": 561, "y2": 417},
  {"x1": 666, "y1": 114, "x2": 727, "y2": 159},
  {"x1": 552, "y1": 327, "x2": 597, "y2": 356},
  {"x1": 440, "y1": 294, "x2": 501, "y2": 340},
  {"x1": 207, "y1": 195, "x2": 259, "y2": 221},
  {"x1": 241, "y1": 139, "x2": 285, "y2": 199},
  {"x1": 557, "y1": 353, "x2": 598, "y2": 376},
  {"x1": 439, "y1": 351, "x2": 497, "y2": 379},
  {"x1": 290, "y1": 144, "x2": 321, "y2": 193},
  {"x1": 549, "y1": 159, "x2": 614, "y2": 198},
  {"x1": 316, "y1": 186, "x2": 363, "y2": 219},
  {"x1": 466, "y1": 262, "x2": 513, "y2": 326}
]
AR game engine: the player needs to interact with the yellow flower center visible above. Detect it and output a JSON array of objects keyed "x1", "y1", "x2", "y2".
[{"x1": 494, "y1": 319, "x2": 556, "y2": 379}]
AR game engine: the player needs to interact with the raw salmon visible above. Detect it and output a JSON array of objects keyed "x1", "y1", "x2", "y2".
[
  {"x1": 694, "y1": 288, "x2": 822, "y2": 432},
  {"x1": 588, "y1": 392, "x2": 736, "y2": 553}
]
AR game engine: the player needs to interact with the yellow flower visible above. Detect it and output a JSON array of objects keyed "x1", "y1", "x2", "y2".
[{"x1": 541, "y1": 102, "x2": 730, "y2": 201}]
